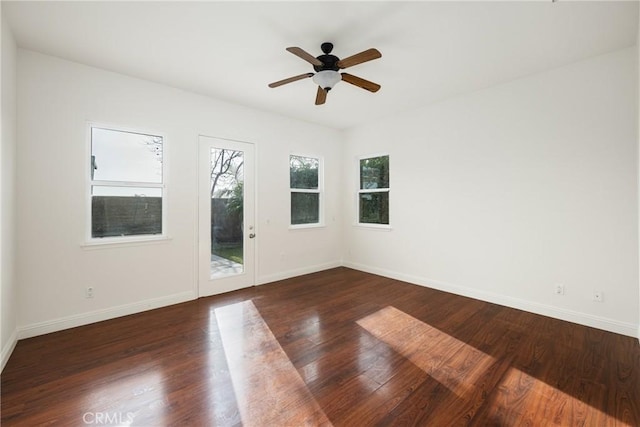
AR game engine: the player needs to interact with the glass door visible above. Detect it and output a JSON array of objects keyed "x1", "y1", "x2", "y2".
[{"x1": 199, "y1": 136, "x2": 255, "y2": 296}]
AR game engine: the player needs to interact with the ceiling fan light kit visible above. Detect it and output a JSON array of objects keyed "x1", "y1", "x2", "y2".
[
  {"x1": 269, "y1": 42, "x2": 382, "y2": 105},
  {"x1": 312, "y1": 70, "x2": 341, "y2": 91}
]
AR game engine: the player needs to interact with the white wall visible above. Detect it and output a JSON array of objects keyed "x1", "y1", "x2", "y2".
[
  {"x1": 344, "y1": 47, "x2": 639, "y2": 337},
  {"x1": 16, "y1": 50, "x2": 343, "y2": 338},
  {"x1": 11, "y1": 42, "x2": 640, "y2": 345},
  {"x1": 1, "y1": 11, "x2": 18, "y2": 370}
]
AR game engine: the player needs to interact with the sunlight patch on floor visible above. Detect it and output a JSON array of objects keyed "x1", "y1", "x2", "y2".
[
  {"x1": 357, "y1": 305, "x2": 496, "y2": 399},
  {"x1": 215, "y1": 300, "x2": 332, "y2": 427},
  {"x1": 357, "y1": 305, "x2": 630, "y2": 425},
  {"x1": 486, "y1": 367, "x2": 627, "y2": 426}
]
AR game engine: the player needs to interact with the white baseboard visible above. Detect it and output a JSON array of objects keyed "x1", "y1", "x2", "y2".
[
  {"x1": 1, "y1": 328, "x2": 18, "y2": 373},
  {"x1": 16, "y1": 260, "x2": 341, "y2": 341},
  {"x1": 258, "y1": 261, "x2": 342, "y2": 286},
  {"x1": 18, "y1": 291, "x2": 196, "y2": 340},
  {"x1": 343, "y1": 261, "x2": 639, "y2": 339},
  {"x1": 12, "y1": 263, "x2": 640, "y2": 342}
]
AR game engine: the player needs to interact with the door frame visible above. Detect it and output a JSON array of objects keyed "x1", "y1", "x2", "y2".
[{"x1": 197, "y1": 135, "x2": 257, "y2": 297}]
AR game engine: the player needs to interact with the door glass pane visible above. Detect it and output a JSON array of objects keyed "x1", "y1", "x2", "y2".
[{"x1": 210, "y1": 148, "x2": 244, "y2": 278}]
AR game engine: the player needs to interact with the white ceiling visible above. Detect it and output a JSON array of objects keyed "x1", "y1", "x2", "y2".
[{"x1": 4, "y1": 1, "x2": 638, "y2": 130}]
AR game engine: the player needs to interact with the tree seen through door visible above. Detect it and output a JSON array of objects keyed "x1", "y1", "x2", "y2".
[{"x1": 210, "y1": 148, "x2": 244, "y2": 277}]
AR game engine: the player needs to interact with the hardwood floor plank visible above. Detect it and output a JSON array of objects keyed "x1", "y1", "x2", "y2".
[
  {"x1": 2, "y1": 267, "x2": 639, "y2": 426},
  {"x1": 336, "y1": 361, "x2": 429, "y2": 426}
]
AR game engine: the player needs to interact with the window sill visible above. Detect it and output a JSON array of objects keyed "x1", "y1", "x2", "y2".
[
  {"x1": 82, "y1": 235, "x2": 171, "y2": 250},
  {"x1": 289, "y1": 223, "x2": 326, "y2": 230},
  {"x1": 354, "y1": 223, "x2": 392, "y2": 231}
]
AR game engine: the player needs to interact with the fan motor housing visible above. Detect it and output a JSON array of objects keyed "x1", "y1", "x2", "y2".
[
  {"x1": 314, "y1": 55, "x2": 340, "y2": 72},
  {"x1": 314, "y1": 42, "x2": 339, "y2": 72}
]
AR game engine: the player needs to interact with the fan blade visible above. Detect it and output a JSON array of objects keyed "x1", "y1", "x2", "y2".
[
  {"x1": 341, "y1": 73, "x2": 381, "y2": 93},
  {"x1": 268, "y1": 73, "x2": 314, "y2": 88},
  {"x1": 315, "y1": 86, "x2": 327, "y2": 105},
  {"x1": 336, "y1": 48, "x2": 381, "y2": 69},
  {"x1": 286, "y1": 47, "x2": 323, "y2": 66}
]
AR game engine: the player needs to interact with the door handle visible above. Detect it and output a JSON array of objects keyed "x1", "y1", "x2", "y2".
[{"x1": 249, "y1": 233, "x2": 256, "y2": 239}]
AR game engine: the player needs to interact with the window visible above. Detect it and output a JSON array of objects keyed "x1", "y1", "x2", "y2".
[
  {"x1": 89, "y1": 125, "x2": 165, "y2": 241},
  {"x1": 290, "y1": 155, "x2": 322, "y2": 226},
  {"x1": 359, "y1": 155, "x2": 389, "y2": 225}
]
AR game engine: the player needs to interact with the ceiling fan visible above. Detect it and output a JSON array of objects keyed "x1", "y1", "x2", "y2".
[{"x1": 268, "y1": 42, "x2": 382, "y2": 105}]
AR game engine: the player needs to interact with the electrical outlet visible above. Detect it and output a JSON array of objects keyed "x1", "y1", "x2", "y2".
[
  {"x1": 593, "y1": 291, "x2": 603, "y2": 302},
  {"x1": 554, "y1": 284, "x2": 565, "y2": 295},
  {"x1": 86, "y1": 287, "x2": 94, "y2": 299}
]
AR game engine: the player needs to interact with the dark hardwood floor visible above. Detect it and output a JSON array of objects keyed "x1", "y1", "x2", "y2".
[{"x1": 2, "y1": 267, "x2": 639, "y2": 426}]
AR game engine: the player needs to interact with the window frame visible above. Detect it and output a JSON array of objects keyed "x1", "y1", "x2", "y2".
[
  {"x1": 85, "y1": 122, "x2": 168, "y2": 246},
  {"x1": 357, "y1": 153, "x2": 391, "y2": 229},
  {"x1": 289, "y1": 153, "x2": 324, "y2": 229}
]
